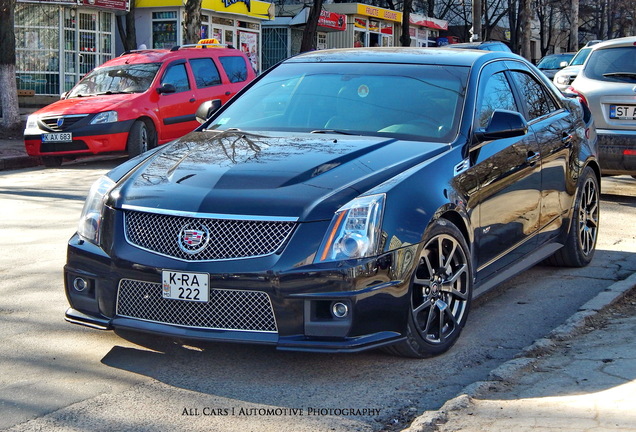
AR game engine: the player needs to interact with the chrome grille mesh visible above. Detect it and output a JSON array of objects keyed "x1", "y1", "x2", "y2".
[
  {"x1": 124, "y1": 210, "x2": 296, "y2": 261},
  {"x1": 40, "y1": 115, "x2": 87, "y2": 131},
  {"x1": 117, "y1": 279, "x2": 277, "y2": 332}
]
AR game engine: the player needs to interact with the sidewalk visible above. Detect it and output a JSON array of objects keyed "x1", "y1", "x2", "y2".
[
  {"x1": 0, "y1": 136, "x2": 40, "y2": 170},
  {"x1": 405, "y1": 273, "x2": 636, "y2": 432}
]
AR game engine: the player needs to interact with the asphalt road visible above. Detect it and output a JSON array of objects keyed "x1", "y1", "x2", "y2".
[{"x1": 1, "y1": 159, "x2": 634, "y2": 432}]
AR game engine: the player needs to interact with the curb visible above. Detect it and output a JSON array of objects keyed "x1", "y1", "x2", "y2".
[
  {"x1": 0, "y1": 155, "x2": 41, "y2": 171},
  {"x1": 402, "y1": 272, "x2": 636, "y2": 432}
]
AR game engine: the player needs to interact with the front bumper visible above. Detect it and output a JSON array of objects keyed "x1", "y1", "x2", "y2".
[
  {"x1": 24, "y1": 119, "x2": 134, "y2": 157},
  {"x1": 64, "y1": 231, "x2": 415, "y2": 353},
  {"x1": 597, "y1": 130, "x2": 636, "y2": 175}
]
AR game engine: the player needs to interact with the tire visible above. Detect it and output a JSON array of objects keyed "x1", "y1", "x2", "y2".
[
  {"x1": 545, "y1": 166, "x2": 599, "y2": 267},
  {"x1": 126, "y1": 120, "x2": 153, "y2": 158},
  {"x1": 41, "y1": 156, "x2": 62, "y2": 167},
  {"x1": 384, "y1": 219, "x2": 473, "y2": 358}
]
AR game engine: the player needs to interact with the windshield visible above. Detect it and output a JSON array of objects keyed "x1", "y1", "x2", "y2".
[
  {"x1": 584, "y1": 46, "x2": 636, "y2": 82},
  {"x1": 67, "y1": 63, "x2": 161, "y2": 98},
  {"x1": 569, "y1": 48, "x2": 592, "y2": 66},
  {"x1": 206, "y1": 62, "x2": 468, "y2": 142},
  {"x1": 537, "y1": 54, "x2": 573, "y2": 69}
]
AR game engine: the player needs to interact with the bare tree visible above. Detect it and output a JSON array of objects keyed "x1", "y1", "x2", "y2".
[
  {"x1": 116, "y1": 2, "x2": 137, "y2": 51},
  {"x1": 0, "y1": 0, "x2": 20, "y2": 133},
  {"x1": 518, "y1": 0, "x2": 532, "y2": 58},
  {"x1": 400, "y1": 0, "x2": 413, "y2": 46},
  {"x1": 183, "y1": 0, "x2": 203, "y2": 45},
  {"x1": 300, "y1": 0, "x2": 324, "y2": 52},
  {"x1": 569, "y1": 0, "x2": 579, "y2": 50}
]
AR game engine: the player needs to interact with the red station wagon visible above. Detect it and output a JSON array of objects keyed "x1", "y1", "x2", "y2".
[{"x1": 24, "y1": 41, "x2": 256, "y2": 167}]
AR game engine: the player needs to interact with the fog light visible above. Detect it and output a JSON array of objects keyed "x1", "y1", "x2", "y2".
[
  {"x1": 331, "y1": 302, "x2": 349, "y2": 319},
  {"x1": 73, "y1": 277, "x2": 88, "y2": 292}
]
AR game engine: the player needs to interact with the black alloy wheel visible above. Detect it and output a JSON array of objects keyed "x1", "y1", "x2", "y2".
[
  {"x1": 385, "y1": 219, "x2": 472, "y2": 358},
  {"x1": 545, "y1": 166, "x2": 599, "y2": 267}
]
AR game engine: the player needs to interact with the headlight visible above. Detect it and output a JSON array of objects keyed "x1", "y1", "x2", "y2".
[
  {"x1": 77, "y1": 176, "x2": 116, "y2": 244},
  {"x1": 25, "y1": 115, "x2": 39, "y2": 132},
  {"x1": 315, "y1": 194, "x2": 385, "y2": 263},
  {"x1": 555, "y1": 75, "x2": 569, "y2": 85},
  {"x1": 90, "y1": 111, "x2": 118, "y2": 125}
]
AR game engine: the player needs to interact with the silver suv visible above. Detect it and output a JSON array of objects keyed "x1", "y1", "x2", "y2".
[{"x1": 568, "y1": 37, "x2": 636, "y2": 176}]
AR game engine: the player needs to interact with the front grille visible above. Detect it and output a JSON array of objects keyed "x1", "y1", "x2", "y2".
[
  {"x1": 117, "y1": 279, "x2": 278, "y2": 332},
  {"x1": 40, "y1": 115, "x2": 87, "y2": 131},
  {"x1": 124, "y1": 209, "x2": 296, "y2": 261}
]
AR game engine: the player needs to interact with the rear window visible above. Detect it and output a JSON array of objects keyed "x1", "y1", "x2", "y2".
[
  {"x1": 219, "y1": 56, "x2": 249, "y2": 83},
  {"x1": 584, "y1": 46, "x2": 636, "y2": 82},
  {"x1": 190, "y1": 58, "x2": 222, "y2": 88}
]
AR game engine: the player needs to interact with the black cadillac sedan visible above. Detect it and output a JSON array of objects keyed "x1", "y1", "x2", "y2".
[{"x1": 65, "y1": 48, "x2": 599, "y2": 358}]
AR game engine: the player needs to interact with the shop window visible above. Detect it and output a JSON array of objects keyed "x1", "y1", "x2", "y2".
[
  {"x1": 162, "y1": 63, "x2": 191, "y2": 93},
  {"x1": 219, "y1": 56, "x2": 248, "y2": 83},
  {"x1": 153, "y1": 11, "x2": 178, "y2": 49},
  {"x1": 190, "y1": 58, "x2": 222, "y2": 87}
]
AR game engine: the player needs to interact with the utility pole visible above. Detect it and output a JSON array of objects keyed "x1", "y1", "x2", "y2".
[{"x1": 471, "y1": 0, "x2": 481, "y2": 41}]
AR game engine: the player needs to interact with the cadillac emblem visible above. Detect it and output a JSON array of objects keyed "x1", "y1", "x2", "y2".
[{"x1": 178, "y1": 224, "x2": 210, "y2": 254}]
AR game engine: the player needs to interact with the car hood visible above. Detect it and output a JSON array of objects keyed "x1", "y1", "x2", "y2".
[
  {"x1": 557, "y1": 65, "x2": 582, "y2": 76},
  {"x1": 112, "y1": 130, "x2": 450, "y2": 221},
  {"x1": 32, "y1": 94, "x2": 141, "y2": 116}
]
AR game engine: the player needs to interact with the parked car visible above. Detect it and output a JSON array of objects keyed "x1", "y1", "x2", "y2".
[
  {"x1": 64, "y1": 47, "x2": 599, "y2": 358},
  {"x1": 445, "y1": 40, "x2": 512, "y2": 52},
  {"x1": 552, "y1": 41, "x2": 601, "y2": 91},
  {"x1": 536, "y1": 52, "x2": 575, "y2": 80},
  {"x1": 567, "y1": 36, "x2": 636, "y2": 176},
  {"x1": 24, "y1": 40, "x2": 256, "y2": 167}
]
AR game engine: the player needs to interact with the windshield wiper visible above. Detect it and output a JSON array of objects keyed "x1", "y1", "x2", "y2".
[
  {"x1": 310, "y1": 129, "x2": 357, "y2": 135},
  {"x1": 95, "y1": 90, "x2": 134, "y2": 95},
  {"x1": 603, "y1": 72, "x2": 636, "y2": 79}
]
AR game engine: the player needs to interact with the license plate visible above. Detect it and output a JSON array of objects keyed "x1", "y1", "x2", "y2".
[
  {"x1": 162, "y1": 270, "x2": 209, "y2": 302},
  {"x1": 609, "y1": 105, "x2": 636, "y2": 120},
  {"x1": 42, "y1": 132, "x2": 72, "y2": 142}
]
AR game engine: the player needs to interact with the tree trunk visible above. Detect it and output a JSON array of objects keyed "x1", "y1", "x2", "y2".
[
  {"x1": 471, "y1": 0, "x2": 482, "y2": 41},
  {"x1": 400, "y1": 0, "x2": 412, "y2": 47},
  {"x1": 183, "y1": 0, "x2": 203, "y2": 45},
  {"x1": 116, "y1": 2, "x2": 138, "y2": 51},
  {"x1": 0, "y1": 0, "x2": 21, "y2": 132},
  {"x1": 569, "y1": 0, "x2": 579, "y2": 51},
  {"x1": 300, "y1": 0, "x2": 324, "y2": 53},
  {"x1": 519, "y1": 0, "x2": 532, "y2": 60}
]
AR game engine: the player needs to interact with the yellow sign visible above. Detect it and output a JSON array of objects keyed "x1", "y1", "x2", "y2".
[
  {"x1": 356, "y1": 4, "x2": 402, "y2": 23},
  {"x1": 136, "y1": 0, "x2": 274, "y2": 20}
]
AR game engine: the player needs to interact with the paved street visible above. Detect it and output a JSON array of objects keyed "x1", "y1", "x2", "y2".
[{"x1": 0, "y1": 161, "x2": 634, "y2": 432}]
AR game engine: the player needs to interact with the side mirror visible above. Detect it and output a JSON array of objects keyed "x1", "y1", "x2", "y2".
[
  {"x1": 60, "y1": 91, "x2": 69, "y2": 100},
  {"x1": 559, "y1": 61, "x2": 569, "y2": 68},
  {"x1": 474, "y1": 110, "x2": 528, "y2": 143},
  {"x1": 196, "y1": 99, "x2": 222, "y2": 123},
  {"x1": 156, "y1": 83, "x2": 176, "y2": 95}
]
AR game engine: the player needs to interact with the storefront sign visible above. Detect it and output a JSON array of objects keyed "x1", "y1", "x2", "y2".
[
  {"x1": 77, "y1": 0, "x2": 130, "y2": 12},
  {"x1": 318, "y1": 10, "x2": 346, "y2": 32},
  {"x1": 137, "y1": 0, "x2": 274, "y2": 20},
  {"x1": 356, "y1": 4, "x2": 401, "y2": 23}
]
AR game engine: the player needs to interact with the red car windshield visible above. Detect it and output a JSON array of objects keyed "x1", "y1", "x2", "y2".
[{"x1": 67, "y1": 63, "x2": 161, "y2": 98}]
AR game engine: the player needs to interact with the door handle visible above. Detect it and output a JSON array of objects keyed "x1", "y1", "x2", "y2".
[
  {"x1": 225, "y1": 91, "x2": 231, "y2": 96},
  {"x1": 526, "y1": 151, "x2": 540, "y2": 165},
  {"x1": 189, "y1": 98, "x2": 196, "y2": 103}
]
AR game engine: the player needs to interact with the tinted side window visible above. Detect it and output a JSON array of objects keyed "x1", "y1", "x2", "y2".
[
  {"x1": 219, "y1": 56, "x2": 248, "y2": 83},
  {"x1": 161, "y1": 63, "x2": 190, "y2": 93},
  {"x1": 190, "y1": 58, "x2": 222, "y2": 88},
  {"x1": 477, "y1": 72, "x2": 517, "y2": 128},
  {"x1": 510, "y1": 71, "x2": 557, "y2": 120}
]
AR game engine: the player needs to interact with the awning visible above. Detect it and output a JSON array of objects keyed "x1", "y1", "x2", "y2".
[{"x1": 289, "y1": 7, "x2": 346, "y2": 32}]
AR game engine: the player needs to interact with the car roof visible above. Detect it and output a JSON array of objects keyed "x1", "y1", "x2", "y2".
[
  {"x1": 286, "y1": 47, "x2": 522, "y2": 67},
  {"x1": 97, "y1": 45, "x2": 244, "y2": 67},
  {"x1": 587, "y1": 36, "x2": 636, "y2": 51}
]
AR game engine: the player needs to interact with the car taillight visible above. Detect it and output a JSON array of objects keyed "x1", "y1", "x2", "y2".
[
  {"x1": 566, "y1": 86, "x2": 589, "y2": 107},
  {"x1": 625, "y1": 149, "x2": 636, "y2": 156}
]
